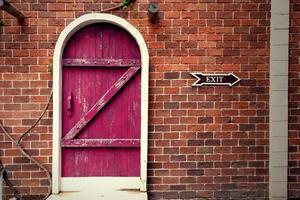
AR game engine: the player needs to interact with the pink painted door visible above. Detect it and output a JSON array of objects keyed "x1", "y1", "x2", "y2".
[{"x1": 61, "y1": 23, "x2": 141, "y2": 177}]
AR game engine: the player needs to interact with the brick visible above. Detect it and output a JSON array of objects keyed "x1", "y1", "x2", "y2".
[
  {"x1": 187, "y1": 169, "x2": 204, "y2": 176},
  {"x1": 163, "y1": 192, "x2": 179, "y2": 199},
  {"x1": 170, "y1": 184, "x2": 186, "y2": 191},
  {"x1": 198, "y1": 117, "x2": 213, "y2": 124},
  {"x1": 31, "y1": 4, "x2": 47, "y2": 11},
  {"x1": 239, "y1": 124, "x2": 256, "y2": 131},
  {"x1": 4, "y1": 104, "x2": 21, "y2": 110},
  {"x1": 13, "y1": 157, "x2": 30, "y2": 164},
  {"x1": 171, "y1": 155, "x2": 186, "y2": 162},
  {"x1": 197, "y1": 147, "x2": 213, "y2": 154},
  {"x1": 164, "y1": 72, "x2": 179, "y2": 79},
  {"x1": 205, "y1": 139, "x2": 220, "y2": 146},
  {"x1": 164, "y1": 102, "x2": 179, "y2": 109},
  {"x1": 179, "y1": 191, "x2": 196, "y2": 199}
]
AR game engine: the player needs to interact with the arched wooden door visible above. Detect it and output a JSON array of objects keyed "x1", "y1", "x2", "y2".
[{"x1": 61, "y1": 23, "x2": 141, "y2": 177}]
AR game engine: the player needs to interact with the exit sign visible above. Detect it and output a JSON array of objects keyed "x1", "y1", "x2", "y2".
[{"x1": 191, "y1": 73, "x2": 240, "y2": 87}]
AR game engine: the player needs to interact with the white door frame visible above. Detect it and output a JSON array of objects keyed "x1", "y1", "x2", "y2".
[{"x1": 52, "y1": 13, "x2": 149, "y2": 194}]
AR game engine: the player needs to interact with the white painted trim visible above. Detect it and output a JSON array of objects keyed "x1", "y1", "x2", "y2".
[
  {"x1": 52, "y1": 13, "x2": 149, "y2": 194},
  {"x1": 61, "y1": 177, "x2": 141, "y2": 191},
  {"x1": 269, "y1": 0, "x2": 289, "y2": 199}
]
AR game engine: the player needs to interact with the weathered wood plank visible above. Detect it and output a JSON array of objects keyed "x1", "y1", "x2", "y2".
[
  {"x1": 62, "y1": 139, "x2": 140, "y2": 147},
  {"x1": 63, "y1": 58, "x2": 140, "y2": 67},
  {"x1": 62, "y1": 66, "x2": 140, "y2": 140}
]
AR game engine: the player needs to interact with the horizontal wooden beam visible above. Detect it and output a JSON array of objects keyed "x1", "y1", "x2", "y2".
[
  {"x1": 0, "y1": 0, "x2": 25, "y2": 21},
  {"x1": 62, "y1": 139, "x2": 140, "y2": 147},
  {"x1": 63, "y1": 58, "x2": 140, "y2": 67}
]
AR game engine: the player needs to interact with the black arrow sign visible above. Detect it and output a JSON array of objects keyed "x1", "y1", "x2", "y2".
[{"x1": 191, "y1": 73, "x2": 241, "y2": 87}]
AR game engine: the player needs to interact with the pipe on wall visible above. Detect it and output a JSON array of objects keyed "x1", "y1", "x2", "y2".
[{"x1": 0, "y1": 0, "x2": 24, "y2": 21}]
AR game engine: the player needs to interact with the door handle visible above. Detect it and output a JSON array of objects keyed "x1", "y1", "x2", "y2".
[{"x1": 67, "y1": 92, "x2": 72, "y2": 116}]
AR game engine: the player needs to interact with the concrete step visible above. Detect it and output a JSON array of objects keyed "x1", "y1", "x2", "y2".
[{"x1": 47, "y1": 190, "x2": 148, "y2": 200}]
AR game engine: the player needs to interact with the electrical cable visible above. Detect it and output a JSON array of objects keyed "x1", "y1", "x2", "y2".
[{"x1": 0, "y1": 90, "x2": 53, "y2": 200}]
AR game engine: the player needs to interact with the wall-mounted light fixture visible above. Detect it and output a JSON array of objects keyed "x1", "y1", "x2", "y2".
[{"x1": 148, "y1": 2, "x2": 159, "y2": 23}]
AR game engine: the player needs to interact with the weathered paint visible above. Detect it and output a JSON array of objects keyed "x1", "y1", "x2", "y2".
[
  {"x1": 62, "y1": 139, "x2": 140, "y2": 147},
  {"x1": 62, "y1": 23, "x2": 141, "y2": 177},
  {"x1": 63, "y1": 58, "x2": 140, "y2": 67},
  {"x1": 63, "y1": 66, "x2": 140, "y2": 140}
]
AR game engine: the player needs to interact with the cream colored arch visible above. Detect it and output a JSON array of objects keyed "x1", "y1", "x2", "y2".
[{"x1": 52, "y1": 13, "x2": 149, "y2": 193}]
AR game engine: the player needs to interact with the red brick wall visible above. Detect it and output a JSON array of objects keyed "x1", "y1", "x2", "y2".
[
  {"x1": 289, "y1": 0, "x2": 300, "y2": 199},
  {"x1": 147, "y1": 1, "x2": 270, "y2": 199},
  {"x1": 0, "y1": 0, "x2": 270, "y2": 199}
]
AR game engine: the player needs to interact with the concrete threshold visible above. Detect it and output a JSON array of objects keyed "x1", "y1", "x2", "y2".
[{"x1": 47, "y1": 190, "x2": 148, "y2": 200}]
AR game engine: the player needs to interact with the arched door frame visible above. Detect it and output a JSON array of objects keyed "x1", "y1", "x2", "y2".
[{"x1": 52, "y1": 13, "x2": 149, "y2": 194}]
